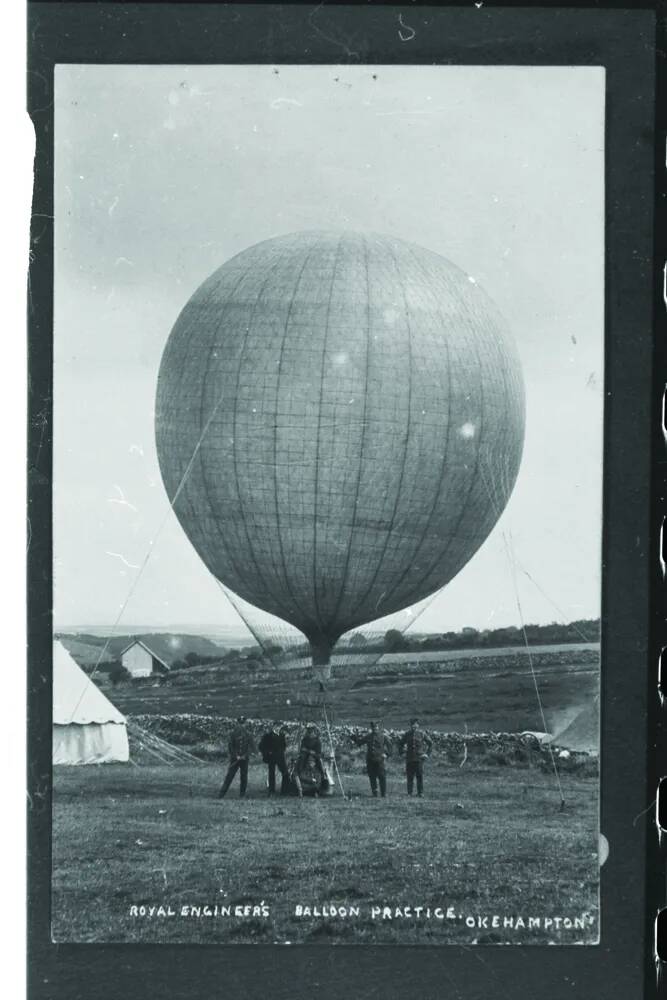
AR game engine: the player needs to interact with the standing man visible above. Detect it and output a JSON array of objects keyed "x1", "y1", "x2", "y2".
[
  {"x1": 399, "y1": 718, "x2": 433, "y2": 797},
  {"x1": 218, "y1": 715, "x2": 254, "y2": 798},
  {"x1": 352, "y1": 720, "x2": 392, "y2": 797},
  {"x1": 258, "y1": 722, "x2": 289, "y2": 796}
]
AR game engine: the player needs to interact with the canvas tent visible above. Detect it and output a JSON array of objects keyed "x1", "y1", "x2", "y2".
[
  {"x1": 551, "y1": 697, "x2": 599, "y2": 754},
  {"x1": 53, "y1": 640, "x2": 129, "y2": 765}
]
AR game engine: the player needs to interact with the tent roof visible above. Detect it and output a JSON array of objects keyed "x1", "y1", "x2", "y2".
[
  {"x1": 553, "y1": 699, "x2": 599, "y2": 754},
  {"x1": 53, "y1": 640, "x2": 126, "y2": 726}
]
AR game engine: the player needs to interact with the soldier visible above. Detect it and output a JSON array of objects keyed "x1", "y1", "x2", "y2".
[
  {"x1": 300, "y1": 723, "x2": 322, "y2": 757},
  {"x1": 218, "y1": 715, "x2": 254, "y2": 798},
  {"x1": 299, "y1": 724, "x2": 325, "y2": 779},
  {"x1": 258, "y1": 722, "x2": 289, "y2": 796},
  {"x1": 352, "y1": 720, "x2": 392, "y2": 797},
  {"x1": 399, "y1": 717, "x2": 433, "y2": 797}
]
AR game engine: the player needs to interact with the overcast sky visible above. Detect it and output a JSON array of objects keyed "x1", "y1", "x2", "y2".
[{"x1": 54, "y1": 64, "x2": 604, "y2": 638}]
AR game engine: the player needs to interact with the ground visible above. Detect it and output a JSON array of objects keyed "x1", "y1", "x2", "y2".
[
  {"x1": 52, "y1": 759, "x2": 599, "y2": 945},
  {"x1": 105, "y1": 652, "x2": 599, "y2": 735}
]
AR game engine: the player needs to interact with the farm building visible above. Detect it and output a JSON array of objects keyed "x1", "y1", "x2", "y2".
[
  {"x1": 120, "y1": 639, "x2": 171, "y2": 678},
  {"x1": 53, "y1": 640, "x2": 129, "y2": 765}
]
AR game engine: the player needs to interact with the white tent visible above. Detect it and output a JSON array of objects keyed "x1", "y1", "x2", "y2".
[
  {"x1": 53, "y1": 640, "x2": 129, "y2": 765},
  {"x1": 551, "y1": 697, "x2": 600, "y2": 754}
]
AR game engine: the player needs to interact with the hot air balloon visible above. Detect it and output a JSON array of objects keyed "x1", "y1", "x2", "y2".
[{"x1": 155, "y1": 231, "x2": 525, "y2": 683}]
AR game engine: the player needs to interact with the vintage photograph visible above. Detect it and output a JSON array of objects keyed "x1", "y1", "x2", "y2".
[{"x1": 52, "y1": 63, "x2": 604, "y2": 944}]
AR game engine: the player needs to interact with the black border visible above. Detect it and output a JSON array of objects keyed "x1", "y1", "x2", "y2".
[{"x1": 27, "y1": 4, "x2": 660, "y2": 998}]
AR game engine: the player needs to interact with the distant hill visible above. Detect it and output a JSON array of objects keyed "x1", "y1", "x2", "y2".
[
  {"x1": 57, "y1": 624, "x2": 254, "y2": 646},
  {"x1": 55, "y1": 632, "x2": 227, "y2": 670},
  {"x1": 56, "y1": 637, "x2": 116, "y2": 669}
]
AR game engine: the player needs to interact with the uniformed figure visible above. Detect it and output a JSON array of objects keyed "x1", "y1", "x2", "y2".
[
  {"x1": 218, "y1": 715, "x2": 255, "y2": 798},
  {"x1": 299, "y1": 724, "x2": 325, "y2": 779},
  {"x1": 399, "y1": 718, "x2": 433, "y2": 797},
  {"x1": 258, "y1": 723, "x2": 289, "y2": 795},
  {"x1": 352, "y1": 721, "x2": 392, "y2": 797}
]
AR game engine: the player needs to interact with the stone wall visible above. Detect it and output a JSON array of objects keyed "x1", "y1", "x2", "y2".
[{"x1": 130, "y1": 713, "x2": 597, "y2": 775}]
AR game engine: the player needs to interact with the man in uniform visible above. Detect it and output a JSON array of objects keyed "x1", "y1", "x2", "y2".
[
  {"x1": 399, "y1": 717, "x2": 433, "y2": 797},
  {"x1": 299, "y1": 724, "x2": 325, "y2": 779},
  {"x1": 218, "y1": 715, "x2": 254, "y2": 798},
  {"x1": 352, "y1": 720, "x2": 392, "y2": 797},
  {"x1": 258, "y1": 722, "x2": 289, "y2": 796}
]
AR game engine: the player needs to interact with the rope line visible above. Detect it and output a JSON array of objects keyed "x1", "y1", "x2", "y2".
[
  {"x1": 321, "y1": 699, "x2": 347, "y2": 799},
  {"x1": 213, "y1": 580, "x2": 283, "y2": 671},
  {"x1": 502, "y1": 529, "x2": 565, "y2": 807},
  {"x1": 518, "y1": 568, "x2": 596, "y2": 643},
  {"x1": 478, "y1": 461, "x2": 565, "y2": 806},
  {"x1": 64, "y1": 391, "x2": 231, "y2": 724}
]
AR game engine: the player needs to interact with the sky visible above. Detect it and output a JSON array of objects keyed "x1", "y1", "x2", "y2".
[{"x1": 53, "y1": 64, "x2": 604, "y2": 639}]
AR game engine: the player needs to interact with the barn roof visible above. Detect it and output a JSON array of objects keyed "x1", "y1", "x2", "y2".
[{"x1": 120, "y1": 638, "x2": 171, "y2": 672}]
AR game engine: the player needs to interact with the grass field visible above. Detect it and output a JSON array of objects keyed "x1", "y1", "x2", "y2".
[
  {"x1": 106, "y1": 655, "x2": 598, "y2": 736},
  {"x1": 52, "y1": 759, "x2": 599, "y2": 945}
]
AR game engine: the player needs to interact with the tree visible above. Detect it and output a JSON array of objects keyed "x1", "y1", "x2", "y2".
[
  {"x1": 109, "y1": 665, "x2": 131, "y2": 686},
  {"x1": 349, "y1": 632, "x2": 368, "y2": 647},
  {"x1": 383, "y1": 628, "x2": 408, "y2": 653}
]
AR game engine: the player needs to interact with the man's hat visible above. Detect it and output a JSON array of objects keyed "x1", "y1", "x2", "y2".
[
  {"x1": 410, "y1": 717, "x2": 419, "y2": 725},
  {"x1": 237, "y1": 715, "x2": 247, "y2": 723}
]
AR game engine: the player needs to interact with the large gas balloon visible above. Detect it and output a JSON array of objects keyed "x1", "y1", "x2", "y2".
[{"x1": 155, "y1": 231, "x2": 525, "y2": 678}]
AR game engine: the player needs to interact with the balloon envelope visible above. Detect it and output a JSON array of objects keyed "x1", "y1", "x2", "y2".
[{"x1": 155, "y1": 231, "x2": 525, "y2": 668}]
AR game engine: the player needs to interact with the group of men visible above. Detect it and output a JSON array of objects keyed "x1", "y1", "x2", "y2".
[
  {"x1": 352, "y1": 718, "x2": 433, "y2": 797},
  {"x1": 218, "y1": 719, "x2": 327, "y2": 799},
  {"x1": 217, "y1": 716, "x2": 433, "y2": 799}
]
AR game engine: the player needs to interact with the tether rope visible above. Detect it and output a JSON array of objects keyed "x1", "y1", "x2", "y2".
[
  {"x1": 502, "y1": 528, "x2": 565, "y2": 808},
  {"x1": 478, "y1": 462, "x2": 566, "y2": 807},
  {"x1": 64, "y1": 392, "x2": 232, "y2": 724},
  {"x1": 321, "y1": 699, "x2": 347, "y2": 799}
]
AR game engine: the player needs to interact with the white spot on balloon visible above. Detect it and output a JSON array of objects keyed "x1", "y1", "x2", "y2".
[
  {"x1": 164, "y1": 118, "x2": 176, "y2": 131},
  {"x1": 459, "y1": 423, "x2": 476, "y2": 439},
  {"x1": 467, "y1": 275, "x2": 477, "y2": 284},
  {"x1": 383, "y1": 308, "x2": 398, "y2": 325},
  {"x1": 332, "y1": 351, "x2": 348, "y2": 366}
]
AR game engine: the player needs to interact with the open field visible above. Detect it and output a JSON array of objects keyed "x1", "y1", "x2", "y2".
[
  {"x1": 52, "y1": 760, "x2": 599, "y2": 945},
  {"x1": 106, "y1": 650, "x2": 599, "y2": 736}
]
